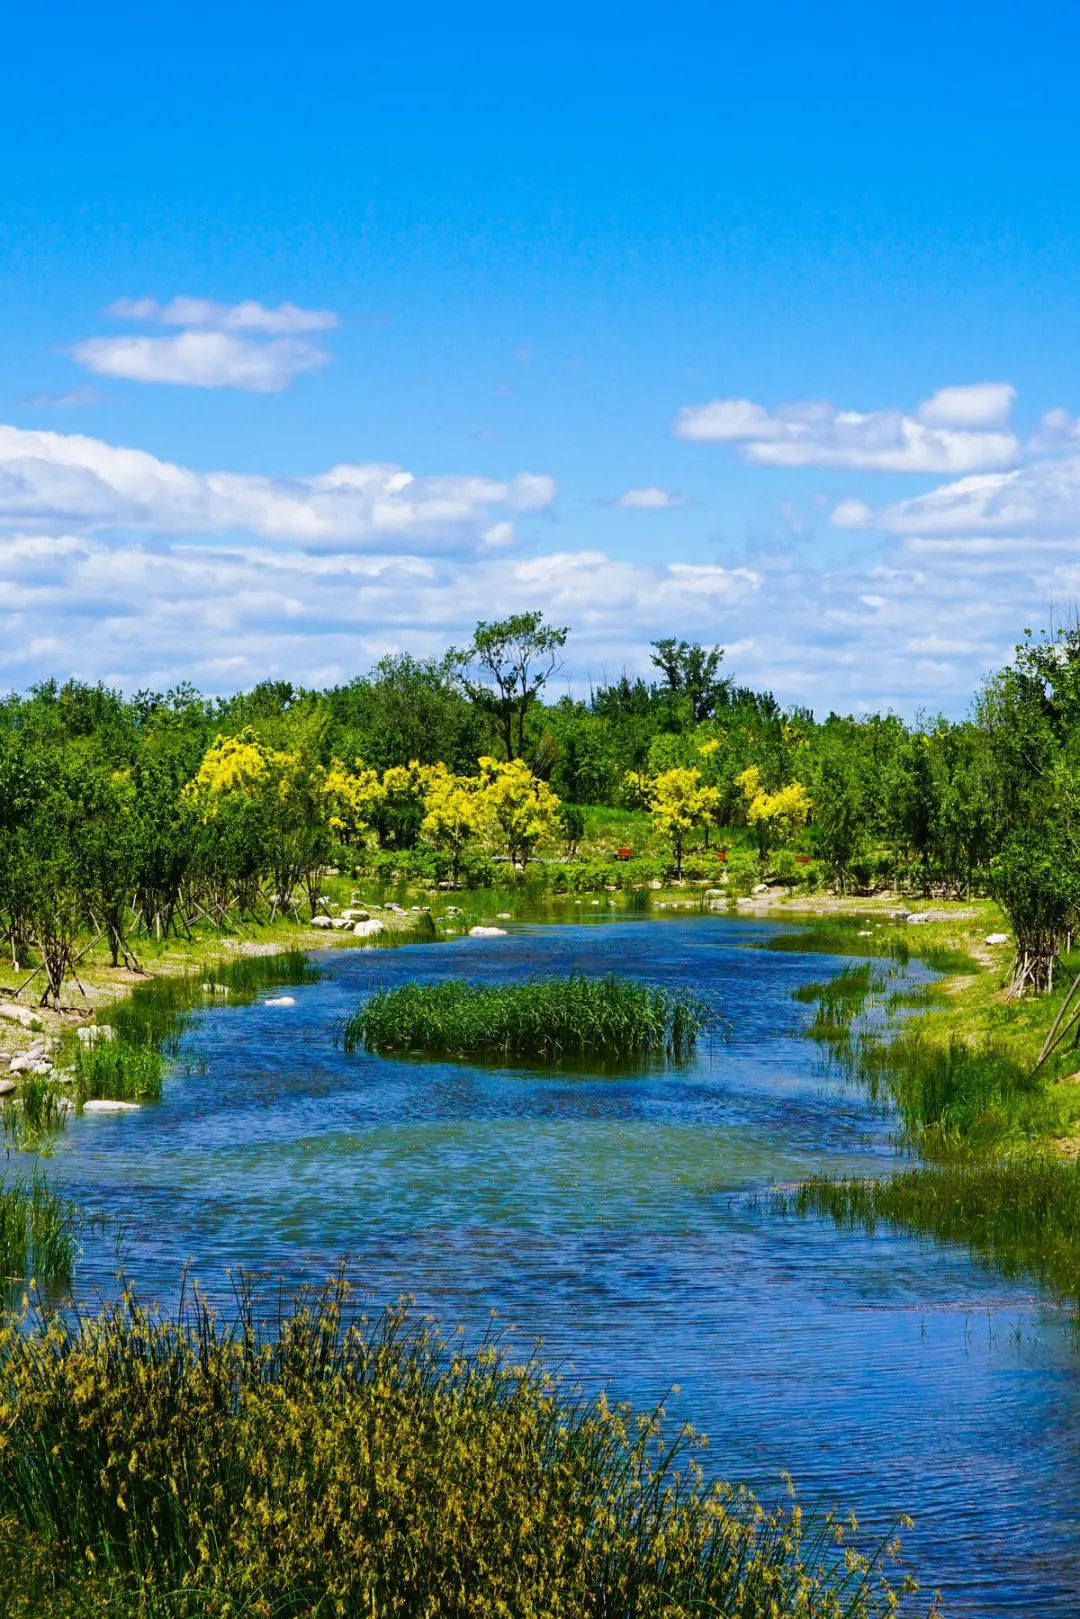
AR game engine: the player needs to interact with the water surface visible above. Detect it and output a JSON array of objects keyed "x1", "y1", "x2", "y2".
[{"x1": 51, "y1": 915, "x2": 1080, "y2": 1614}]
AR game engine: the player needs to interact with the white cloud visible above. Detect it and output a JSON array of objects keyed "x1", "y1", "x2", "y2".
[
  {"x1": 673, "y1": 387, "x2": 1020, "y2": 472},
  {"x1": 613, "y1": 486, "x2": 689, "y2": 510},
  {"x1": 72, "y1": 331, "x2": 329, "y2": 393},
  {"x1": 832, "y1": 455, "x2": 1080, "y2": 538},
  {"x1": 916, "y1": 383, "x2": 1015, "y2": 429},
  {"x1": 107, "y1": 296, "x2": 338, "y2": 334},
  {"x1": 0, "y1": 423, "x2": 556, "y2": 548}
]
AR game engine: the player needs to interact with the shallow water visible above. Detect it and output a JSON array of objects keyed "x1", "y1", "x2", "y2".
[{"x1": 49, "y1": 914, "x2": 1080, "y2": 1614}]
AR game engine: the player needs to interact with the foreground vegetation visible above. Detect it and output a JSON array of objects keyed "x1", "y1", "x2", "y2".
[
  {"x1": 0, "y1": 1276, "x2": 932, "y2": 1619},
  {"x1": 345, "y1": 973, "x2": 705, "y2": 1064}
]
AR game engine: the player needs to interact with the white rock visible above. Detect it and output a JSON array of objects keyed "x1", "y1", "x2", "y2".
[
  {"x1": 0, "y1": 1077, "x2": 15, "y2": 1097},
  {"x1": 76, "y1": 1024, "x2": 116, "y2": 1046},
  {"x1": 330, "y1": 917, "x2": 352, "y2": 930},
  {"x1": 341, "y1": 909, "x2": 370, "y2": 922},
  {"x1": 8, "y1": 1054, "x2": 34, "y2": 1074},
  {"x1": 985, "y1": 932, "x2": 1010, "y2": 945},
  {"x1": 495, "y1": 912, "x2": 512, "y2": 920},
  {"x1": 264, "y1": 996, "x2": 296, "y2": 1007},
  {"x1": 444, "y1": 907, "x2": 461, "y2": 916},
  {"x1": 857, "y1": 930, "x2": 873, "y2": 937},
  {"x1": 83, "y1": 1099, "x2": 141, "y2": 1113},
  {"x1": 310, "y1": 914, "x2": 333, "y2": 929},
  {"x1": 649, "y1": 879, "x2": 663, "y2": 890},
  {"x1": 30, "y1": 1061, "x2": 53, "y2": 1075},
  {"x1": 469, "y1": 925, "x2": 507, "y2": 937},
  {"x1": 705, "y1": 889, "x2": 723, "y2": 897},
  {"x1": 353, "y1": 919, "x2": 385, "y2": 937},
  {"x1": 752, "y1": 882, "x2": 769, "y2": 894},
  {"x1": 0, "y1": 1003, "x2": 39, "y2": 1029}
]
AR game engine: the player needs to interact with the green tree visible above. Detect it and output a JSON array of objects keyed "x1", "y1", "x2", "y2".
[{"x1": 455, "y1": 613, "x2": 568, "y2": 761}]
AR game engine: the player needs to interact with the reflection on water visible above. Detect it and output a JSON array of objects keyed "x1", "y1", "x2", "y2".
[{"x1": 50, "y1": 915, "x2": 1080, "y2": 1615}]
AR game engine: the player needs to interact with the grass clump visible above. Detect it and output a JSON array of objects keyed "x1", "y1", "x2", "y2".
[
  {"x1": 0, "y1": 1276, "x2": 933, "y2": 1619},
  {"x1": 70, "y1": 1038, "x2": 163, "y2": 1105},
  {"x1": 2, "y1": 1074, "x2": 69, "y2": 1154},
  {"x1": 0, "y1": 1170, "x2": 79, "y2": 1292},
  {"x1": 345, "y1": 973, "x2": 706, "y2": 1063},
  {"x1": 776, "y1": 1157, "x2": 1080, "y2": 1311}
]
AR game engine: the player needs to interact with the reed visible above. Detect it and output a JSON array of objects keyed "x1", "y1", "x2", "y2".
[
  {"x1": 344, "y1": 973, "x2": 706, "y2": 1062},
  {"x1": 2, "y1": 1073, "x2": 69, "y2": 1153},
  {"x1": 0, "y1": 1170, "x2": 79, "y2": 1290},
  {"x1": 71, "y1": 1039, "x2": 163, "y2": 1105},
  {"x1": 0, "y1": 1275, "x2": 933, "y2": 1618},
  {"x1": 775, "y1": 1157, "x2": 1080, "y2": 1310}
]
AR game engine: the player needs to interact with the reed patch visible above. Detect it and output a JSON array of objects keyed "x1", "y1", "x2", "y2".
[
  {"x1": 0, "y1": 1275, "x2": 934, "y2": 1618},
  {"x1": 344, "y1": 973, "x2": 706, "y2": 1063}
]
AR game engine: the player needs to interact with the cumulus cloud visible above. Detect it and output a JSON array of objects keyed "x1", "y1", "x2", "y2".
[
  {"x1": 107, "y1": 297, "x2": 339, "y2": 334},
  {"x1": 673, "y1": 385, "x2": 1020, "y2": 472},
  {"x1": 72, "y1": 331, "x2": 330, "y2": 393},
  {"x1": 612, "y1": 486, "x2": 689, "y2": 510},
  {"x1": 0, "y1": 423, "x2": 555, "y2": 548}
]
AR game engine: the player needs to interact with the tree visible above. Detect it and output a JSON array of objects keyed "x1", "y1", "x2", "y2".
[
  {"x1": 810, "y1": 730, "x2": 868, "y2": 893},
  {"x1": 991, "y1": 825, "x2": 1080, "y2": 994},
  {"x1": 649, "y1": 639, "x2": 730, "y2": 725},
  {"x1": 477, "y1": 757, "x2": 562, "y2": 867},
  {"x1": 455, "y1": 613, "x2": 568, "y2": 761},
  {"x1": 421, "y1": 766, "x2": 484, "y2": 887},
  {"x1": 736, "y1": 766, "x2": 811, "y2": 861},
  {"x1": 647, "y1": 766, "x2": 719, "y2": 877}
]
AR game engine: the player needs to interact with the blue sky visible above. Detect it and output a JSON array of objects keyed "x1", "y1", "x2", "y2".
[{"x1": 3, "y1": 1, "x2": 1080, "y2": 713}]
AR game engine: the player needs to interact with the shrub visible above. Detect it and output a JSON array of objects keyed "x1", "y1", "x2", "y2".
[{"x1": 345, "y1": 974, "x2": 705, "y2": 1063}]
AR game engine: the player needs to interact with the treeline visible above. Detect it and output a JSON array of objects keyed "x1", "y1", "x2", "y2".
[{"x1": 0, "y1": 612, "x2": 1077, "y2": 998}]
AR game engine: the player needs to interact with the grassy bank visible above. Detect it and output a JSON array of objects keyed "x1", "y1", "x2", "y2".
[
  {"x1": 0, "y1": 1276, "x2": 933, "y2": 1619},
  {"x1": 345, "y1": 973, "x2": 705, "y2": 1063},
  {"x1": 773, "y1": 900, "x2": 1080, "y2": 1320}
]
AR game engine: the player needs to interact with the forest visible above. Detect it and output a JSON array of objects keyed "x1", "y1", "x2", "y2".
[{"x1": 0, "y1": 609, "x2": 1076, "y2": 1004}]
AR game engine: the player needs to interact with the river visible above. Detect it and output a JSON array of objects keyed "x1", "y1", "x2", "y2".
[{"x1": 47, "y1": 913, "x2": 1080, "y2": 1614}]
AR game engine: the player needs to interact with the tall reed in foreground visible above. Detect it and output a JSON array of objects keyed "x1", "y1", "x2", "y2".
[
  {"x1": 0, "y1": 1276, "x2": 934, "y2": 1618},
  {"x1": 344, "y1": 973, "x2": 706, "y2": 1062}
]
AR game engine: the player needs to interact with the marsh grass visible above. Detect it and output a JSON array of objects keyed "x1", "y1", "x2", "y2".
[
  {"x1": 71, "y1": 1039, "x2": 163, "y2": 1105},
  {"x1": 345, "y1": 974, "x2": 706, "y2": 1063},
  {"x1": 2, "y1": 1073, "x2": 69, "y2": 1153},
  {"x1": 766, "y1": 919, "x2": 973, "y2": 978},
  {"x1": 0, "y1": 1170, "x2": 79, "y2": 1290},
  {"x1": 0, "y1": 1274, "x2": 934, "y2": 1619},
  {"x1": 774, "y1": 1158, "x2": 1080, "y2": 1310}
]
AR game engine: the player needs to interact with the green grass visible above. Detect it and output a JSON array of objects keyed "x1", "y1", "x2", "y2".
[
  {"x1": 345, "y1": 973, "x2": 706, "y2": 1063},
  {"x1": 2, "y1": 1073, "x2": 69, "y2": 1153},
  {"x1": 0, "y1": 1275, "x2": 933, "y2": 1619},
  {"x1": 0, "y1": 1170, "x2": 80, "y2": 1291},
  {"x1": 71, "y1": 1039, "x2": 163, "y2": 1104},
  {"x1": 775, "y1": 1157, "x2": 1080, "y2": 1310}
]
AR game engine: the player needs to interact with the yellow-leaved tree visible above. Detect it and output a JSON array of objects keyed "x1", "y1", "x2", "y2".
[
  {"x1": 477, "y1": 757, "x2": 561, "y2": 868},
  {"x1": 322, "y1": 758, "x2": 382, "y2": 845},
  {"x1": 735, "y1": 765, "x2": 811, "y2": 860},
  {"x1": 421, "y1": 765, "x2": 485, "y2": 887},
  {"x1": 646, "y1": 766, "x2": 720, "y2": 878},
  {"x1": 184, "y1": 728, "x2": 330, "y2": 915}
]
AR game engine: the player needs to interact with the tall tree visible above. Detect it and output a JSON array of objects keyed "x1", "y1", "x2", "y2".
[
  {"x1": 455, "y1": 613, "x2": 568, "y2": 761},
  {"x1": 649, "y1": 640, "x2": 730, "y2": 725}
]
